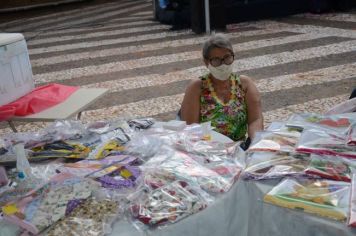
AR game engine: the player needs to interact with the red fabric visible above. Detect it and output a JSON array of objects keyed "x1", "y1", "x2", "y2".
[{"x1": 0, "y1": 84, "x2": 78, "y2": 121}]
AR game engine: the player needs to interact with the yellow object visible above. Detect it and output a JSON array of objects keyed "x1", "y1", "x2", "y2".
[
  {"x1": 2, "y1": 204, "x2": 19, "y2": 215},
  {"x1": 121, "y1": 169, "x2": 133, "y2": 179}
]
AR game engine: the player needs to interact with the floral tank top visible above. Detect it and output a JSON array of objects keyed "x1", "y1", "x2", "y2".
[{"x1": 200, "y1": 73, "x2": 248, "y2": 141}]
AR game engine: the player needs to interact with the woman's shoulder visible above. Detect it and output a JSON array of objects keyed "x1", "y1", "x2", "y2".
[
  {"x1": 185, "y1": 79, "x2": 202, "y2": 95},
  {"x1": 237, "y1": 74, "x2": 256, "y2": 91}
]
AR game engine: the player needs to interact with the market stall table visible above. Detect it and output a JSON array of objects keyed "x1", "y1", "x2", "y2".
[{"x1": 107, "y1": 124, "x2": 356, "y2": 236}]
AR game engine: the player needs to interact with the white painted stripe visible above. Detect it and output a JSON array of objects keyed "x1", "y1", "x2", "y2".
[
  {"x1": 33, "y1": 40, "x2": 356, "y2": 83},
  {"x1": 81, "y1": 93, "x2": 351, "y2": 123},
  {"x1": 30, "y1": 32, "x2": 327, "y2": 67},
  {"x1": 36, "y1": 3, "x2": 151, "y2": 32},
  {"x1": 29, "y1": 30, "x2": 193, "y2": 55},
  {"x1": 0, "y1": 1, "x2": 119, "y2": 28},
  {"x1": 257, "y1": 64, "x2": 356, "y2": 93},
  {"x1": 241, "y1": 20, "x2": 356, "y2": 38},
  {"x1": 27, "y1": 24, "x2": 171, "y2": 46},
  {"x1": 81, "y1": 63, "x2": 356, "y2": 95},
  {"x1": 263, "y1": 94, "x2": 350, "y2": 125},
  {"x1": 23, "y1": 20, "x2": 156, "y2": 39},
  {"x1": 82, "y1": 94, "x2": 184, "y2": 121},
  {"x1": 4, "y1": 1, "x2": 142, "y2": 32},
  {"x1": 130, "y1": 11, "x2": 153, "y2": 16},
  {"x1": 106, "y1": 15, "x2": 154, "y2": 23},
  {"x1": 28, "y1": 18, "x2": 355, "y2": 56},
  {"x1": 294, "y1": 13, "x2": 356, "y2": 23}
]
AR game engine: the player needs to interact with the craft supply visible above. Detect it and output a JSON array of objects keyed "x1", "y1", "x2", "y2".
[{"x1": 264, "y1": 178, "x2": 350, "y2": 221}]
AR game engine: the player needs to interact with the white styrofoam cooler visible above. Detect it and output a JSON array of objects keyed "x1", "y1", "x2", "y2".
[{"x1": 0, "y1": 33, "x2": 34, "y2": 106}]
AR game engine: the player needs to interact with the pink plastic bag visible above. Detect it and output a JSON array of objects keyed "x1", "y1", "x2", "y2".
[{"x1": 0, "y1": 83, "x2": 78, "y2": 121}]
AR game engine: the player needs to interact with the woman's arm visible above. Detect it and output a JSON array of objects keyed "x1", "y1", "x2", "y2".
[
  {"x1": 180, "y1": 80, "x2": 202, "y2": 124},
  {"x1": 241, "y1": 75, "x2": 264, "y2": 139}
]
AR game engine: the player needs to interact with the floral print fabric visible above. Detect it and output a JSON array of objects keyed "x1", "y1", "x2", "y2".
[{"x1": 200, "y1": 73, "x2": 248, "y2": 141}]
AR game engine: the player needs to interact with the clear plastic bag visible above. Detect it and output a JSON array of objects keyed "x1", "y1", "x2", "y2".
[
  {"x1": 128, "y1": 180, "x2": 213, "y2": 228},
  {"x1": 45, "y1": 197, "x2": 121, "y2": 236},
  {"x1": 29, "y1": 140, "x2": 91, "y2": 159},
  {"x1": 86, "y1": 118, "x2": 130, "y2": 135},
  {"x1": 349, "y1": 173, "x2": 356, "y2": 227},
  {"x1": 346, "y1": 123, "x2": 356, "y2": 146},
  {"x1": 58, "y1": 155, "x2": 140, "y2": 177},
  {"x1": 128, "y1": 117, "x2": 155, "y2": 130},
  {"x1": 1, "y1": 173, "x2": 99, "y2": 235},
  {"x1": 326, "y1": 98, "x2": 356, "y2": 115},
  {"x1": 95, "y1": 165, "x2": 142, "y2": 191},
  {"x1": 124, "y1": 134, "x2": 164, "y2": 162},
  {"x1": 87, "y1": 138, "x2": 125, "y2": 160},
  {"x1": 243, "y1": 152, "x2": 309, "y2": 180},
  {"x1": 305, "y1": 154, "x2": 356, "y2": 182},
  {"x1": 0, "y1": 166, "x2": 8, "y2": 187},
  {"x1": 287, "y1": 113, "x2": 356, "y2": 134},
  {"x1": 296, "y1": 129, "x2": 356, "y2": 159},
  {"x1": 248, "y1": 131, "x2": 300, "y2": 153},
  {"x1": 264, "y1": 178, "x2": 350, "y2": 221},
  {"x1": 3, "y1": 120, "x2": 86, "y2": 150},
  {"x1": 144, "y1": 151, "x2": 233, "y2": 193}
]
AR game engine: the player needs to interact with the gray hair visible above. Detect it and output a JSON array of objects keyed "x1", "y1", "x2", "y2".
[{"x1": 202, "y1": 33, "x2": 233, "y2": 59}]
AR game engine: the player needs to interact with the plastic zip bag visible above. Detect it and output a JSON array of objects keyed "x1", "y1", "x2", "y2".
[
  {"x1": 348, "y1": 173, "x2": 356, "y2": 227},
  {"x1": 248, "y1": 131, "x2": 300, "y2": 153},
  {"x1": 346, "y1": 123, "x2": 356, "y2": 146},
  {"x1": 1, "y1": 173, "x2": 99, "y2": 235},
  {"x1": 3, "y1": 120, "x2": 86, "y2": 150},
  {"x1": 30, "y1": 140, "x2": 91, "y2": 159},
  {"x1": 305, "y1": 154, "x2": 356, "y2": 182},
  {"x1": 124, "y1": 134, "x2": 164, "y2": 162},
  {"x1": 264, "y1": 178, "x2": 350, "y2": 221},
  {"x1": 95, "y1": 165, "x2": 142, "y2": 191},
  {"x1": 45, "y1": 197, "x2": 121, "y2": 236},
  {"x1": 287, "y1": 113, "x2": 355, "y2": 134},
  {"x1": 86, "y1": 118, "x2": 130, "y2": 135},
  {"x1": 243, "y1": 152, "x2": 309, "y2": 180},
  {"x1": 58, "y1": 155, "x2": 140, "y2": 178},
  {"x1": 296, "y1": 129, "x2": 356, "y2": 159},
  {"x1": 128, "y1": 118, "x2": 155, "y2": 130},
  {"x1": 128, "y1": 180, "x2": 213, "y2": 228},
  {"x1": 144, "y1": 151, "x2": 233, "y2": 193}
]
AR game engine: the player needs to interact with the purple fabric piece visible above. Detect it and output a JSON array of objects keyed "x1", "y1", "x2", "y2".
[
  {"x1": 65, "y1": 199, "x2": 86, "y2": 216},
  {"x1": 97, "y1": 166, "x2": 141, "y2": 190}
]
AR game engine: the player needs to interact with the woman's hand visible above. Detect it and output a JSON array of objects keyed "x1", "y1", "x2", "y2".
[
  {"x1": 180, "y1": 80, "x2": 201, "y2": 124},
  {"x1": 241, "y1": 75, "x2": 264, "y2": 140}
]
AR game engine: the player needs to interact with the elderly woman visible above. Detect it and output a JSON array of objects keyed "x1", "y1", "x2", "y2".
[{"x1": 181, "y1": 34, "x2": 263, "y2": 143}]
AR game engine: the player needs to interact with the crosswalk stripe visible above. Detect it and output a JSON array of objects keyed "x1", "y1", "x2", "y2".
[
  {"x1": 24, "y1": 20, "x2": 157, "y2": 39},
  {"x1": 263, "y1": 94, "x2": 350, "y2": 125},
  {"x1": 130, "y1": 11, "x2": 153, "y2": 16},
  {"x1": 294, "y1": 12, "x2": 356, "y2": 23},
  {"x1": 33, "y1": 40, "x2": 356, "y2": 84},
  {"x1": 30, "y1": 32, "x2": 334, "y2": 67},
  {"x1": 27, "y1": 24, "x2": 172, "y2": 46},
  {"x1": 0, "y1": 0, "x2": 120, "y2": 29},
  {"x1": 81, "y1": 63, "x2": 356, "y2": 95},
  {"x1": 244, "y1": 20, "x2": 356, "y2": 38},
  {"x1": 28, "y1": 30, "x2": 192, "y2": 55},
  {"x1": 3, "y1": 1, "x2": 144, "y2": 32},
  {"x1": 36, "y1": 3, "x2": 151, "y2": 32},
  {"x1": 82, "y1": 94, "x2": 184, "y2": 122}
]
